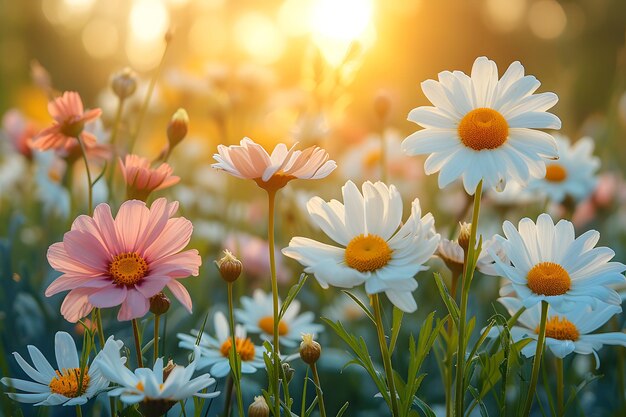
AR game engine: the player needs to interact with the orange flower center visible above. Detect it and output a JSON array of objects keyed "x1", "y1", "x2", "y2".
[
  {"x1": 345, "y1": 234, "x2": 393, "y2": 272},
  {"x1": 458, "y1": 108, "x2": 509, "y2": 150},
  {"x1": 109, "y1": 252, "x2": 149, "y2": 286},
  {"x1": 527, "y1": 262, "x2": 571, "y2": 296},
  {"x1": 545, "y1": 164, "x2": 568, "y2": 182},
  {"x1": 258, "y1": 316, "x2": 289, "y2": 336},
  {"x1": 220, "y1": 337, "x2": 256, "y2": 361},
  {"x1": 49, "y1": 367, "x2": 90, "y2": 398},
  {"x1": 536, "y1": 316, "x2": 580, "y2": 341},
  {"x1": 254, "y1": 173, "x2": 295, "y2": 193}
]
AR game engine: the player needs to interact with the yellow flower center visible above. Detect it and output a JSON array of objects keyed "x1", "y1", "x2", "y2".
[
  {"x1": 345, "y1": 234, "x2": 393, "y2": 272},
  {"x1": 220, "y1": 337, "x2": 256, "y2": 361},
  {"x1": 536, "y1": 316, "x2": 580, "y2": 341},
  {"x1": 109, "y1": 252, "x2": 149, "y2": 286},
  {"x1": 458, "y1": 108, "x2": 509, "y2": 151},
  {"x1": 527, "y1": 262, "x2": 571, "y2": 296},
  {"x1": 48, "y1": 367, "x2": 90, "y2": 398},
  {"x1": 258, "y1": 316, "x2": 289, "y2": 336},
  {"x1": 545, "y1": 164, "x2": 568, "y2": 182}
]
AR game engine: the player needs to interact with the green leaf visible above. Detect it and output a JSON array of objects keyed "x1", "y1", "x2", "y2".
[
  {"x1": 279, "y1": 274, "x2": 308, "y2": 320},
  {"x1": 389, "y1": 306, "x2": 404, "y2": 354},
  {"x1": 433, "y1": 273, "x2": 459, "y2": 325},
  {"x1": 335, "y1": 402, "x2": 349, "y2": 417},
  {"x1": 412, "y1": 396, "x2": 436, "y2": 417},
  {"x1": 340, "y1": 290, "x2": 375, "y2": 324}
]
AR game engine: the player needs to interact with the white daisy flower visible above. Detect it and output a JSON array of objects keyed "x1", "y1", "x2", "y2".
[
  {"x1": 437, "y1": 235, "x2": 506, "y2": 276},
  {"x1": 177, "y1": 311, "x2": 265, "y2": 378},
  {"x1": 527, "y1": 135, "x2": 600, "y2": 203},
  {"x1": 282, "y1": 180, "x2": 440, "y2": 313},
  {"x1": 96, "y1": 337, "x2": 219, "y2": 404},
  {"x1": 235, "y1": 289, "x2": 323, "y2": 347},
  {"x1": 488, "y1": 213, "x2": 626, "y2": 310},
  {"x1": 402, "y1": 56, "x2": 561, "y2": 194},
  {"x1": 490, "y1": 297, "x2": 626, "y2": 367},
  {"x1": 1, "y1": 332, "x2": 114, "y2": 406}
]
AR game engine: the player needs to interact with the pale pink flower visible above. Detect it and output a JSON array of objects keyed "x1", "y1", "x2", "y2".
[
  {"x1": 2, "y1": 109, "x2": 38, "y2": 159},
  {"x1": 45, "y1": 198, "x2": 201, "y2": 322},
  {"x1": 120, "y1": 154, "x2": 180, "y2": 200},
  {"x1": 212, "y1": 137, "x2": 336, "y2": 192},
  {"x1": 31, "y1": 91, "x2": 102, "y2": 151}
]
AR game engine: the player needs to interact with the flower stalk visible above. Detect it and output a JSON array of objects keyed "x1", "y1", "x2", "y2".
[
  {"x1": 132, "y1": 318, "x2": 144, "y2": 368},
  {"x1": 267, "y1": 189, "x2": 281, "y2": 416},
  {"x1": 227, "y1": 281, "x2": 244, "y2": 417},
  {"x1": 76, "y1": 136, "x2": 93, "y2": 215},
  {"x1": 372, "y1": 294, "x2": 400, "y2": 417},
  {"x1": 522, "y1": 300, "x2": 549, "y2": 417}
]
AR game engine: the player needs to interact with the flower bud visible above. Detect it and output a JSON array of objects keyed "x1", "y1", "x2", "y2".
[
  {"x1": 111, "y1": 68, "x2": 138, "y2": 100},
  {"x1": 167, "y1": 108, "x2": 189, "y2": 150},
  {"x1": 457, "y1": 222, "x2": 472, "y2": 253},
  {"x1": 162, "y1": 359, "x2": 176, "y2": 380},
  {"x1": 374, "y1": 90, "x2": 392, "y2": 122},
  {"x1": 215, "y1": 249, "x2": 242, "y2": 283},
  {"x1": 281, "y1": 362, "x2": 295, "y2": 383},
  {"x1": 299, "y1": 333, "x2": 321, "y2": 365},
  {"x1": 248, "y1": 395, "x2": 270, "y2": 417},
  {"x1": 149, "y1": 292, "x2": 171, "y2": 315}
]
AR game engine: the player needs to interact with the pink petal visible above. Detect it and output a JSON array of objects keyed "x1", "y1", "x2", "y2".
[
  {"x1": 92, "y1": 203, "x2": 122, "y2": 255},
  {"x1": 89, "y1": 285, "x2": 128, "y2": 308},
  {"x1": 114, "y1": 200, "x2": 150, "y2": 253},
  {"x1": 45, "y1": 274, "x2": 111, "y2": 297},
  {"x1": 135, "y1": 275, "x2": 171, "y2": 298},
  {"x1": 60, "y1": 288, "x2": 97, "y2": 323},
  {"x1": 143, "y1": 218, "x2": 193, "y2": 262},
  {"x1": 166, "y1": 280, "x2": 192, "y2": 313},
  {"x1": 149, "y1": 250, "x2": 202, "y2": 278},
  {"x1": 135, "y1": 198, "x2": 171, "y2": 252},
  {"x1": 117, "y1": 289, "x2": 150, "y2": 321},
  {"x1": 47, "y1": 242, "x2": 101, "y2": 276},
  {"x1": 63, "y1": 230, "x2": 110, "y2": 272},
  {"x1": 82, "y1": 108, "x2": 102, "y2": 122}
]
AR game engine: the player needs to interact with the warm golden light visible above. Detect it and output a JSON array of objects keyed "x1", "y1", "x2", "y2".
[
  {"x1": 528, "y1": 0, "x2": 567, "y2": 39},
  {"x1": 82, "y1": 19, "x2": 118, "y2": 59},
  {"x1": 235, "y1": 12, "x2": 286, "y2": 65},
  {"x1": 129, "y1": 0, "x2": 170, "y2": 42}
]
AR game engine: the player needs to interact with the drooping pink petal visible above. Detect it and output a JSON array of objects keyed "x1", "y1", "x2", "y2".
[
  {"x1": 89, "y1": 285, "x2": 128, "y2": 308},
  {"x1": 45, "y1": 274, "x2": 111, "y2": 297},
  {"x1": 63, "y1": 230, "x2": 110, "y2": 272},
  {"x1": 60, "y1": 287, "x2": 98, "y2": 323},
  {"x1": 117, "y1": 288, "x2": 150, "y2": 321},
  {"x1": 167, "y1": 280, "x2": 193, "y2": 313},
  {"x1": 135, "y1": 275, "x2": 172, "y2": 298},
  {"x1": 47, "y1": 242, "x2": 102, "y2": 276}
]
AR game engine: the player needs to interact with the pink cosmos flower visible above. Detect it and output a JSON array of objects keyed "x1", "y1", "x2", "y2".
[
  {"x1": 212, "y1": 137, "x2": 336, "y2": 192},
  {"x1": 120, "y1": 154, "x2": 180, "y2": 200},
  {"x1": 45, "y1": 198, "x2": 201, "y2": 322},
  {"x1": 31, "y1": 91, "x2": 102, "y2": 151},
  {"x1": 2, "y1": 109, "x2": 38, "y2": 159}
]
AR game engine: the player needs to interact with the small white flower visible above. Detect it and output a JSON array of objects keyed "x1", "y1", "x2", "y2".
[
  {"x1": 490, "y1": 297, "x2": 626, "y2": 367},
  {"x1": 177, "y1": 312, "x2": 265, "y2": 378},
  {"x1": 96, "y1": 337, "x2": 219, "y2": 403},
  {"x1": 1, "y1": 332, "x2": 114, "y2": 406},
  {"x1": 437, "y1": 236, "x2": 507, "y2": 276},
  {"x1": 527, "y1": 135, "x2": 600, "y2": 203},
  {"x1": 489, "y1": 213, "x2": 626, "y2": 310},
  {"x1": 235, "y1": 289, "x2": 323, "y2": 347},
  {"x1": 402, "y1": 56, "x2": 561, "y2": 194},
  {"x1": 283, "y1": 180, "x2": 440, "y2": 313}
]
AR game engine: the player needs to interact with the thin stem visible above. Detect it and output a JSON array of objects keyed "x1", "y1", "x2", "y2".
[
  {"x1": 76, "y1": 405, "x2": 82, "y2": 417},
  {"x1": 223, "y1": 376, "x2": 234, "y2": 417},
  {"x1": 95, "y1": 308, "x2": 105, "y2": 348},
  {"x1": 372, "y1": 294, "x2": 400, "y2": 417},
  {"x1": 310, "y1": 363, "x2": 327, "y2": 417},
  {"x1": 555, "y1": 356, "x2": 564, "y2": 417},
  {"x1": 153, "y1": 314, "x2": 160, "y2": 364},
  {"x1": 105, "y1": 97, "x2": 126, "y2": 194},
  {"x1": 128, "y1": 38, "x2": 171, "y2": 153},
  {"x1": 454, "y1": 180, "x2": 483, "y2": 417},
  {"x1": 131, "y1": 318, "x2": 144, "y2": 368},
  {"x1": 267, "y1": 189, "x2": 281, "y2": 416},
  {"x1": 227, "y1": 282, "x2": 245, "y2": 417},
  {"x1": 76, "y1": 136, "x2": 93, "y2": 214},
  {"x1": 522, "y1": 301, "x2": 549, "y2": 417}
]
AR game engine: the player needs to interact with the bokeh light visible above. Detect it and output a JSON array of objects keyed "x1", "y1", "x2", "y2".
[
  {"x1": 235, "y1": 12, "x2": 286, "y2": 65},
  {"x1": 81, "y1": 19, "x2": 119, "y2": 59},
  {"x1": 528, "y1": 0, "x2": 567, "y2": 39}
]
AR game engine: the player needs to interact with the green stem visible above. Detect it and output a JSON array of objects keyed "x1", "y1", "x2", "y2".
[
  {"x1": 454, "y1": 180, "x2": 483, "y2": 417},
  {"x1": 227, "y1": 282, "x2": 245, "y2": 417},
  {"x1": 105, "y1": 97, "x2": 126, "y2": 194},
  {"x1": 372, "y1": 294, "x2": 400, "y2": 417},
  {"x1": 311, "y1": 363, "x2": 327, "y2": 417},
  {"x1": 132, "y1": 318, "x2": 144, "y2": 368},
  {"x1": 522, "y1": 301, "x2": 549, "y2": 417},
  {"x1": 223, "y1": 376, "x2": 234, "y2": 417},
  {"x1": 555, "y1": 356, "x2": 564, "y2": 417},
  {"x1": 76, "y1": 136, "x2": 93, "y2": 214},
  {"x1": 267, "y1": 189, "x2": 281, "y2": 416},
  {"x1": 95, "y1": 308, "x2": 105, "y2": 347},
  {"x1": 76, "y1": 404, "x2": 82, "y2": 417},
  {"x1": 153, "y1": 314, "x2": 160, "y2": 364},
  {"x1": 128, "y1": 38, "x2": 171, "y2": 153}
]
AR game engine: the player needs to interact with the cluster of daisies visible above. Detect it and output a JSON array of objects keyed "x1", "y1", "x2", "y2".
[{"x1": 1, "y1": 55, "x2": 625, "y2": 415}]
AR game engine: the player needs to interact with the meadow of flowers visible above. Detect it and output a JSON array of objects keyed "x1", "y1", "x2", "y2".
[{"x1": 1, "y1": 1, "x2": 626, "y2": 417}]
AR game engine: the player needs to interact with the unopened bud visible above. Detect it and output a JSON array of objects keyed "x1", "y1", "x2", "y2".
[
  {"x1": 457, "y1": 222, "x2": 471, "y2": 253},
  {"x1": 281, "y1": 362, "x2": 295, "y2": 383},
  {"x1": 150, "y1": 292, "x2": 171, "y2": 315},
  {"x1": 299, "y1": 333, "x2": 321, "y2": 365},
  {"x1": 248, "y1": 396, "x2": 270, "y2": 417},
  {"x1": 215, "y1": 249, "x2": 242, "y2": 283},
  {"x1": 374, "y1": 90, "x2": 392, "y2": 122},
  {"x1": 111, "y1": 68, "x2": 138, "y2": 100},
  {"x1": 163, "y1": 359, "x2": 176, "y2": 380},
  {"x1": 167, "y1": 108, "x2": 189, "y2": 150}
]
